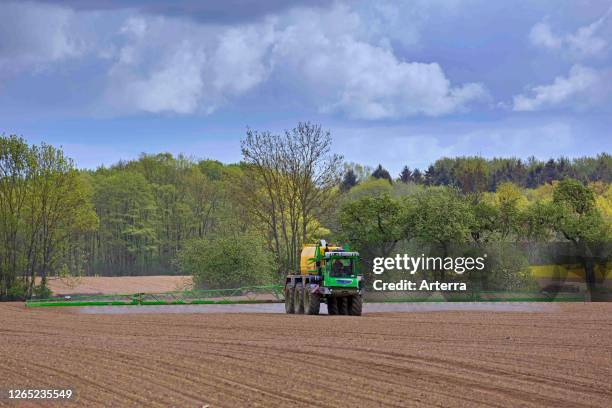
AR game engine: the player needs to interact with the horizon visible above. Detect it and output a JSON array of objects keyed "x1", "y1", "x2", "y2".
[
  {"x1": 8, "y1": 132, "x2": 611, "y2": 175},
  {"x1": 7, "y1": 133, "x2": 612, "y2": 175}
]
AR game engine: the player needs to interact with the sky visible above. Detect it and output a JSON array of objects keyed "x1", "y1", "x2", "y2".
[{"x1": 1, "y1": 0, "x2": 611, "y2": 175}]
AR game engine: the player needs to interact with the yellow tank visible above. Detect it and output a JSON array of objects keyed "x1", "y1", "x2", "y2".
[
  {"x1": 299, "y1": 242, "x2": 344, "y2": 275},
  {"x1": 300, "y1": 245, "x2": 317, "y2": 275}
]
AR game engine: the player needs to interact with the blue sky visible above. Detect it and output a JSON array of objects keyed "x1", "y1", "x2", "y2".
[{"x1": 1, "y1": 0, "x2": 611, "y2": 174}]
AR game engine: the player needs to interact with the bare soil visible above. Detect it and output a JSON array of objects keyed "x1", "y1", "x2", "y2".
[
  {"x1": 0, "y1": 302, "x2": 611, "y2": 407},
  {"x1": 42, "y1": 275, "x2": 193, "y2": 295}
]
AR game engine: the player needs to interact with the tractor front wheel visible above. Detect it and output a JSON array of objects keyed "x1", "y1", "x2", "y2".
[
  {"x1": 337, "y1": 297, "x2": 348, "y2": 315},
  {"x1": 348, "y1": 295, "x2": 362, "y2": 316}
]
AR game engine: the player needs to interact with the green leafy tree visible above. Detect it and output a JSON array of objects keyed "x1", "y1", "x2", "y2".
[
  {"x1": 0, "y1": 135, "x2": 32, "y2": 298},
  {"x1": 550, "y1": 180, "x2": 610, "y2": 299},
  {"x1": 398, "y1": 166, "x2": 412, "y2": 183},
  {"x1": 344, "y1": 178, "x2": 393, "y2": 201},
  {"x1": 92, "y1": 171, "x2": 158, "y2": 275},
  {"x1": 371, "y1": 164, "x2": 392, "y2": 184},
  {"x1": 177, "y1": 234, "x2": 274, "y2": 289},
  {"x1": 470, "y1": 200, "x2": 500, "y2": 245},
  {"x1": 340, "y1": 169, "x2": 358, "y2": 192},
  {"x1": 0, "y1": 135, "x2": 97, "y2": 299},
  {"x1": 409, "y1": 187, "x2": 475, "y2": 280},
  {"x1": 491, "y1": 182, "x2": 527, "y2": 239},
  {"x1": 455, "y1": 157, "x2": 489, "y2": 193},
  {"x1": 412, "y1": 169, "x2": 424, "y2": 184},
  {"x1": 339, "y1": 194, "x2": 409, "y2": 281},
  {"x1": 525, "y1": 179, "x2": 611, "y2": 300},
  {"x1": 343, "y1": 162, "x2": 373, "y2": 183}
]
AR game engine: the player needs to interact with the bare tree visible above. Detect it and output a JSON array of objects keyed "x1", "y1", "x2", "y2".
[{"x1": 240, "y1": 122, "x2": 342, "y2": 276}]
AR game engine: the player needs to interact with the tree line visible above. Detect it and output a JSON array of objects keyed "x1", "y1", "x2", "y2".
[
  {"x1": 1, "y1": 127, "x2": 610, "y2": 300},
  {"x1": 0, "y1": 137, "x2": 96, "y2": 299},
  {"x1": 338, "y1": 178, "x2": 611, "y2": 300},
  {"x1": 341, "y1": 154, "x2": 612, "y2": 193}
]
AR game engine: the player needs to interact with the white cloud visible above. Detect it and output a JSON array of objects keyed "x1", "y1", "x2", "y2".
[
  {"x1": 0, "y1": 2, "x2": 81, "y2": 72},
  {"x1": 529, "y1": 7, "x2": 612, "y2": 58},
  {"x1": 1, "y1": 1, "x2": 486, "y2": 119},
  {"x1": 522, "y1": 7, "x2": 612, "y2": 113},
  {"x1": 112, "y1": 43, "x2": 207, "y2": 114},
  {"x1": 566, "y1": 7, "x2": 611, "y2": 57},
  {"x1": 98, "y1": 4, "x2": 486, "y2": 118},
  {"x1": 512, "y1": 64, "x2": 602, "y2": 111},
  {"x1": 104, "y1": 16, "x2": 277, "y2": 114},
  {"x1": 529, "y1": 21, "x2": 563, "y2": 49},
  {"x1": 272, "y1": 5, "x2": 487, "y2": 119},
  {"x1": 212, "y1": 23, "x2": 276, "y2": 94},
  {"x1": 330, "y1": 52, "x2": 487, "y2": 119}
]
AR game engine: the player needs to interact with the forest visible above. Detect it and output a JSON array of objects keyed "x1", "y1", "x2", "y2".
[{"x1": 1, "y1": 123, "x2": 611, "y2": 300}]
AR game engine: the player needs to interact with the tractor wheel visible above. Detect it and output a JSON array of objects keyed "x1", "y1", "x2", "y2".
[
  {"x1": 327, "y1": 297, "x2": 338, "y2": 315},
  {"x1": 337, "y1": 297, "x2": 348, "y2": 315},
  {"x1": 294, "y1": 284, "x2": 305, "y2": 314},
  {"x1": 305, "y1": 289, "x2": 320, "y2": 315},
  {"x1": 284, "y1": 286, "x2": 295, "y2": 314},
  {"x1": 348, "y1": 295, "x2": 363, "y2": 316}
]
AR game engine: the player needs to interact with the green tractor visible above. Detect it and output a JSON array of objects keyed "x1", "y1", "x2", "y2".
[{"x1": 284, "y1": 240, "x2": 363, "y2": 316}]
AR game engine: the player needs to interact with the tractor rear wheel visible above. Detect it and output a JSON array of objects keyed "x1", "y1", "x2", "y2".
[
  {"x1": 348, "y1": 295, "x2": 362, "y2": 316},
  {"x1": 305, "y1": 289, "x2": 320, "y2": 315},
  {"x1": 327, "y1": 297, "x2": 338, "y2": 315},
  {"x1": 337, "y1": 297, "x2": 348, "y2": 315},
  {"x1": 284, "y1": 286, "x2": 295, "y2": 314},
  {"x1": 294, "y1": 284, "x2": 305, "y2": 314}
]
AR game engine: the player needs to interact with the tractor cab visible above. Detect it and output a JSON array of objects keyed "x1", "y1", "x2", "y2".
[{"x1": 321, "y1": 248, "x2": 360, "y2": 289}]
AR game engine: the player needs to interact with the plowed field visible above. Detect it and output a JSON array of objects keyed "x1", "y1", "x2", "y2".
[{"x1": 1, "y1": 303, "x2": 610, "y2": 407}]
